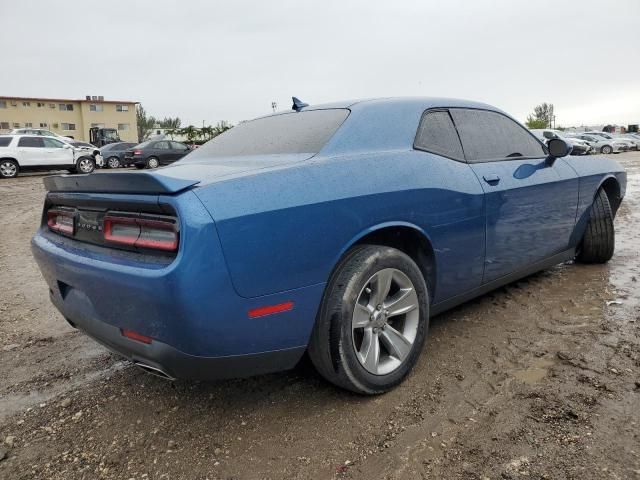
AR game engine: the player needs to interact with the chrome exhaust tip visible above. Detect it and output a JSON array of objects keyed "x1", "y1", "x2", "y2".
[{"x1": 134, "y1": 362, "x2": 175, "y2": 381}]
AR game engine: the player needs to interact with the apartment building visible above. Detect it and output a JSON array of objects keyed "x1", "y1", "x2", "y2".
[{"x1": 0, "y1": 95, "x2": 138, "y2": 142}]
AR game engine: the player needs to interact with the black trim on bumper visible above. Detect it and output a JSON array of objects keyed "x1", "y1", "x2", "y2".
[{"x1": 59, "y1": 297, "x2": 306, "y2": 381}]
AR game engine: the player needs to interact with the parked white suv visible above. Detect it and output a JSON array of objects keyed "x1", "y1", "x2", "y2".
[
  {"x1": 0, "y1": 135, "x2": 95, "y2": 178},
  {"x1": 9, "y1": 128, "x2": 74, "y2": 141}
]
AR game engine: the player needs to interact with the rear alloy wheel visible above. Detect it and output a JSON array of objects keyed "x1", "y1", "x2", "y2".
[
  {"x1": 601, "y1": 145, "x2": 613, "y2": 154},
  {"x1": 0, "y1": 159, "x2": 19, "y2": 178},
  {"x1": 76, "y1": 157, "x2": 95, "y2": 174},
  {"x1": 308, "y1": 245, "x2": 429, "y2": 394},
  {"x1": 107, "y1": 156, "x2": 121, "y2": 169},
  {"x1": 146, "y1": 157, "x2": 159, "y2": 169},
  {"x1": 577, "y1": 188, "x2": 615, "y2": 263}
]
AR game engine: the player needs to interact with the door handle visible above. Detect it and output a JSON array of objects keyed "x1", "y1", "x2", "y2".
[{"x1": 483, "y1": 174, "x2": 500, "y2": 185}]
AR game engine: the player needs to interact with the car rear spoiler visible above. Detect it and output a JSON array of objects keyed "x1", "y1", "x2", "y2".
[{"x1": 43, "y1": 172, "x2": 200, "y2": 194}]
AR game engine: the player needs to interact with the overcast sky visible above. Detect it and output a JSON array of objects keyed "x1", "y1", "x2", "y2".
[{"x1": 2, "y1": 0, "x2": 639, "y2": 127}]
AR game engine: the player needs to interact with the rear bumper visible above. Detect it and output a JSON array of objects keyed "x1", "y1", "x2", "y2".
[{"x1": 58, "y1": 296, "x2": 305, "y2": 380}]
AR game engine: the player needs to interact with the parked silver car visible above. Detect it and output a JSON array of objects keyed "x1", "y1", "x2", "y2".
[
  {"x1": 569, "y1": 133, "x2": 626, "y2": 154},
  {"x1": 583, "y1": 131, "x2": 633, "y2": 152},
  {"x1": 615, "y1": 134, "x2": 640, "y2": 150},
  {"x1": 530, "y1": 129, "x2": 592, "y2": 155}
]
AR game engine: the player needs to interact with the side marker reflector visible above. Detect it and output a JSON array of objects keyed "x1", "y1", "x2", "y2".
[
  {"x1": 121, "y1": 328, "x2": 153, "y2": 344},
  {"x1": 248, "y1": 301, "x2": 294, "y2": 318}
]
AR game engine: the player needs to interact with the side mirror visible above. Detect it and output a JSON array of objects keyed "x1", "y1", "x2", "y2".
[
  {"x1": 546, "y1": 138, "x2": 572, "y2": 164},
  {"x1": 63, "y1": 144, "x2": 72, "y2": 149}
]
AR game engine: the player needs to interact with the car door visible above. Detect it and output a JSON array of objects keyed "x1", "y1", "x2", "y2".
[
  {"x1": 152, "y1": 141, "x2": 171, "y2": 164},
  {"x1": 42, "y1": 137, "x2": 74, "y2": 166},
  {"x1": 16, "y1": 136, "x2": 46, "y2": 166},
  {"x1": 170, "y1": 141, "x2": 189, "y2": 162},
  {"x1": 449, "y1": 108, "x2": 579, "y2": 284}
]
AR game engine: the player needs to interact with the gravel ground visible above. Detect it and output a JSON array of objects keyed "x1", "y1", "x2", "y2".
[{"x1": 1, "y1": 153, "x2": 639, "y2": 480}]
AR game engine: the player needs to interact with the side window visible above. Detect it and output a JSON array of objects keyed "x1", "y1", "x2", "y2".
[
  {"x1": 154, "y1": 141, "x2": 170, "y2": 150},
  {"x1": 18, "y1": 137, "x2": 45, "y2": 148},
  {"x1": 171, "y1": 141, "x2": 187, "y2": 150},
  {"x1": 414, "y1": 110, "x2": 464, "y2": 160},
  {"x1": 542, "y1": 131, "x2": 556, "y2": 140},
  {"x1": 450, "y1": 109, "x2": 546, "y2": 162},
  {"x1": 43, "y1": 138, "x2": 65, "y2": 148}
]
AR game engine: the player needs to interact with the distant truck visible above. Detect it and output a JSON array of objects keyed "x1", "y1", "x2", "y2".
[{"x1": 89, "y1": 127, "x2": 121, "y2": 147}]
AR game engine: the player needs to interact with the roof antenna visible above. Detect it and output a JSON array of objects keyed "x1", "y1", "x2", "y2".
[{"x1": 292, "y1": 97, "x2": 309, "y2": 112}]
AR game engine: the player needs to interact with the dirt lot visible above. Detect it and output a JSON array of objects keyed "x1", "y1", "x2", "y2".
[{"x1": 1, "y1": 154, "x2": 639, "y2": 480}]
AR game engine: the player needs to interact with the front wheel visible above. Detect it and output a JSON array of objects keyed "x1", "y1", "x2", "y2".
[
  {"x1": 577, "y1": 188, "x2": 615, "y2": 263},
  {"x1": 601, "y1": 145, "x2": 613, "y2": 154},
  {"x1": 75, "y1": 157, "x2": 95, "y2": 174},
  {"x1": 308, "y1": 245, "x2": 429, "y2": 394},
  {"x1": 0, "y1": 159, "x2": 19, "y2": 178},
  {"x1": 107, "y1": 156, "x2": 121, "y2": 169}
]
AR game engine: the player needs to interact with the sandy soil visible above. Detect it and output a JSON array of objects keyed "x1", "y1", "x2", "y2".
[{"x1": 0, "y1": 154, "x2": 639, "y2": 480}]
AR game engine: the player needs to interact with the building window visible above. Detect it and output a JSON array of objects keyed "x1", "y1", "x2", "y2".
[
  {"x1": 90, "y1": 123, "x2": 105, "y2": 128},
  {"x1": 61, "y1": 123, "x2": 76, "y2": 131},
  {"x1": 59, "y1": 103, "x2": 74, "y2": 111},
  {"x1": 116, "y1": 104, "x2": 129, "y2": 112},
  {"x1": 0, "y1": 101, "x2": 6, "y2": 109},
  {"x1": 25, "y1": 122, "x2": 33, "y2": 128},
  {"x1": 89, "y1": 104, "x2": 104, "y2": 112},
  {"x1": 13, "y1": 122, "x2": 21, "y2": 128},
  {"x1": 40, "y1": 123, "x2": 48, "y2": 128},
  {"x1": 1, "y1": 122, "x2": 9, "y2": 129},
  {"x1": 37, "y1": 102, "x2": 45, "y2": 108},
  {"x1": 118, "y1": 123, "x2": 129, "y2": 131},
  {"x1": 22, "y1": 101, "x2": 31, "y2": 107},
  {"x1": 49, "y1": 103, "x2": 55, "y2": 109}
]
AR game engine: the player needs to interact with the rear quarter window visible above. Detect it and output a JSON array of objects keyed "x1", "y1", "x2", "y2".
[
  {"x1": 185, "y1": 109, "x2": 349, "y2": 160},
  {"x1": 0, "y1": 137, "x2": 12, "y2": 147},
  {"x1": 414, "y1": 110, "x2": 465, "y2": 160},
  {"x1": 18, "y1": 137, "x2": 45, "y2": 148}
]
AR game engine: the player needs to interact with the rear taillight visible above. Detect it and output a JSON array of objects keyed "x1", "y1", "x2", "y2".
[
  {"x1": 133, "y1": 149, "x2": 142, "y2": 155},
  {"x1": 47, "y1": 209, "x2": 74, "y2": 235},
  {"x1": 103, "y1": 215, "x2": 179, "y2": 251}
]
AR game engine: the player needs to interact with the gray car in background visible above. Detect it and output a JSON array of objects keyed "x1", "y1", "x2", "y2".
[{"x1": 568, "y1": 133, "x2": 626, "y2": 154}]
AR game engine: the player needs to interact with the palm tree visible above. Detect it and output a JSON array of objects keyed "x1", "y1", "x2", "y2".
[
  {"x1": 212, "y1": 120, "x2": 232, "y2": 137},
  {"x1": 200, "y1": 126, "x2": 215, "y2": 141},
  {"x1": 179, "y1": 125, "x2": 199, "y2": 144}
]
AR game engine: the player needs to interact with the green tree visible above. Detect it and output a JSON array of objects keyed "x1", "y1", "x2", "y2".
[
  {"x1": 199, "y1": 126, "x2": 215, "y2": 141},
  {"x1": 525, "y1": 103, "x2": 554, "y2": 129},
  {"x1": 212, "y1": 120, "x2": 232, "y2": 137},
  {"x1": 525, "y1": 116, "x2": 548, "y2": 129},
  {"x1": 136, "y1": 104, "x2": 156, "y2": 142},
  {"x1": 159, "y1": 117, "x2": 181, "y2": 129},
  {"x1": 179, "y1": 125, "x2": 199, "y2": 144}
]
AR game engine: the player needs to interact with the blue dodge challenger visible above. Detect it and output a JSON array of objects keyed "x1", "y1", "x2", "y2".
[{"x1": 32, "y1": 97, "x2": 626, "y2": 394}]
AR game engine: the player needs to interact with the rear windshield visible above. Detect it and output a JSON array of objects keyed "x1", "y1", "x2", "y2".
[
  {"x1": 185, "y1": 109, "x2": 349, "y2": 160},
  {"x1": 0, "y1": 137, "x2": 11, "y2": 147}
]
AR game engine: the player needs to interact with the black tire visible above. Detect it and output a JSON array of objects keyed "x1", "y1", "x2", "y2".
[
  {"x1": 146, "y1": 156, "x2": 159, "y2": 169},
  {"x1": 577, "y1": 188, "x2": 615, "y2": 263},
  {"x1": 134, "y1": 164, "x2": 145, "y2": 170},
  {"x1": 107, "y1": 156, "x2": 121, "y2": 169},
  {"x1": 601, "y1": 145, "x2": 613, "y2": 154},
  {"x1": 308, "y1": 245, "x2": 429, "y2": 394},
  {"x1": 0, "y1": 159, "x2": 19, "y2": 178}
]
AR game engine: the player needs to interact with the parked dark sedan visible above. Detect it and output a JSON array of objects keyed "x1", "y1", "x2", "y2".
[
  {"x1": 99, "y1": 142, "x2": 139, "y2": 168},
  {"x1": 123, "y1": 140, "x2": 191, "y2": 169}
]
